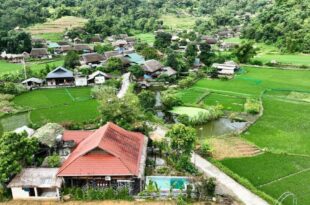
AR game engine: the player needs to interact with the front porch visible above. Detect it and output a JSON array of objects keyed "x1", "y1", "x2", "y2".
[{"x1": 63, "y1": 177, "x2": 142, "y2": 195}]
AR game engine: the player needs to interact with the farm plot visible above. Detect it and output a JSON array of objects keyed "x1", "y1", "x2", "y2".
[
  {"x1": 13, "y1": 87, "x2": 99, "y2": 125},
  {"x1": 221, "y1": 153, "x2": 310, "y2": 205},
  {"x1": 243, "y1": 96, "x2": 310, "y2": 155},
  {"x1": 180, "y1": 66, "x2": 310, "y2": 204},
  {"x1": 28, "y1": 16, "x2": 87, "y2": 35},
  {"x1": 202, "y1": 93, "x2": 245, "y2": 112},
  {"x1": 177, "y1": 87, "x2": 209, "y2": 105}
]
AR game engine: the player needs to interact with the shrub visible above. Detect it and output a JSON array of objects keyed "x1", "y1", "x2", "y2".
[
  {"x1": 199, "y1": 140, "x2": 212, "y2": 158},
  {"x1": 178, "y1": 76, "x2": 195, "y2": 88},
  {"x1": 47, "y1": 154, "x2": 61, "y2": 168},
  {"x1": 64, "y1": 187, "x2": 133, "y2": 201},
  {"x1": 244, "y1": 98, "x2": 260, "y2": 114},
  {"x1": 177, "y1": 114, "x2": 190, "y2": 125}
]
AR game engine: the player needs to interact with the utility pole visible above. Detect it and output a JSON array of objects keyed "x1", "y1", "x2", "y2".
[{"x1": 22, "y1": 57, "x2": 27, "y2": 80}]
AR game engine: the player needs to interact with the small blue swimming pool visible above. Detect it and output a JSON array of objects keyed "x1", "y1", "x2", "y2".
[{"x1": 146, "y1": 176, "x2": 189, "y2": 191}]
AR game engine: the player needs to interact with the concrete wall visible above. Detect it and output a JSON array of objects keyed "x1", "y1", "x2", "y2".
[{"x1": 11, "y1": 187, "x2": 30, "y2": 199}]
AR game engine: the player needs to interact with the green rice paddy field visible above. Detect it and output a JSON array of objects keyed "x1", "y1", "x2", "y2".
[
  {"x1": 0, "y1": 58, "x2": 64, "y2": 75},
  {"x1": 177, "y1": 66, "x2": 310, "y2": 204},
  {"x1": 224, "y1": 37, "x2": 310, "y2": 66},
  {"x1": 3, "y1": 87, "x2": 99, "y2": 129}
]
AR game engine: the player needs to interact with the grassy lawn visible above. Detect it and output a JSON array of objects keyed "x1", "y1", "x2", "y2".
[
  {"x1": 0, "y1": 112, "x2": 30, "y2": 136},
  {"x1": 135, "y1": 33, "x2": 155, "y2": 45},
  {"x1": 221, "y1": 153, "x2": 310, "y2": 205},
  {"x1": 202, "y1": 93, "x2": 245, "y2": 112},
  {"x1": 171, "y1": 106, "x2": 209, "y2": 118},
  {"x1": 160, "y1": 14, "x2": 201, "y2": 30},
  {"x1": 13, "y1": 87, "x2": 99, "y2": 125}
]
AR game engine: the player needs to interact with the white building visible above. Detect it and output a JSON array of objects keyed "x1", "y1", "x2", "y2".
[
  {"x1": 8, "y1": 168, "x2": 62, "y2": 200},
  {"x1": 75, "y1": 76, "x2": 88, "y2": 86},
  {"x1": 212, "y1": 61, "x2": 240, "y2": 75}
]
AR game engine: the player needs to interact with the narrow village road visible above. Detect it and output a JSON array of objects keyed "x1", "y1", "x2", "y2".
[
  {"x1": 191, "y1": 153, "x2": 270, "y2": 205},
  {"x1": 117, "y1": 72, "x2": 131, "y2": 98}
]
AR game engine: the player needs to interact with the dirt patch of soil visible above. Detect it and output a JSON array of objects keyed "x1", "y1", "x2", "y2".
[{"x1": 209, "y1": 137, "x2": 262, "y2": 160}]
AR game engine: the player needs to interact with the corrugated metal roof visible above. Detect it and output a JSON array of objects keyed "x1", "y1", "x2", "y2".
[{"x1": 46, "y1": 67, "x2": 74, "y2": 79}]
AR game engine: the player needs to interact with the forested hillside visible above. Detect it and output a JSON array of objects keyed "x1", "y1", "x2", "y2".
[
  {"x1": 242, "y1": 0, "x2": 310, "y2": 53},
  {"x1": 0, "y1": 0, "x2": 309, "y2": 52}
]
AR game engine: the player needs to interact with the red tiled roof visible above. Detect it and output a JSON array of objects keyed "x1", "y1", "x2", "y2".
[
  {"x1": 63, "y1": 130, "x2": 95, "y2": 144},
  {"x1": 58, "y1": 122, "x2": 145, "y2": 177}
]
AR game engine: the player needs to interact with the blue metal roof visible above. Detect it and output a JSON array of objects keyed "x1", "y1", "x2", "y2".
[{"x1": 46, "y1": 67, "x2": 73, "y2": 79}]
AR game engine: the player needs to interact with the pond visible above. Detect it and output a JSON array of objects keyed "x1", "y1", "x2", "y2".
[
  {"x1": 196, "y1": 118, "x2": 248, "y2": 139},
  {"x1": 0, "y1": 112, "x2": 30, "y2": 136}
]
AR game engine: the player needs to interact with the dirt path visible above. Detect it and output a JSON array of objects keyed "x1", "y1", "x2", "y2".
[
  {"x1": 191, "y1": 153, "x2": 270, "y2": 205},
  {"x1": 117, "y1": 72, "x2": 131, "y2": 98}
]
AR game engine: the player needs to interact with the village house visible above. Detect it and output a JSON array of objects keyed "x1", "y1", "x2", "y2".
[
  {"x1": 22, "y1": 78, "x2": 44, "y2": 88},
  {"x1": 88, "y1": 71, "x2": 112, "y2": 85},
  {"x1": 104, "y1": 51, "x2": 122, "y2": 59},
  {"x1": 56, "y1": 45, "x2": 73, "y2": 54},
  {"x1": 80, "y1": 53, "x2": 105, "y2": 66},
  {"x1": 124, "y1": 53, "x2": 145, "y2": 65},
  {"x1": 31, "y1": 38, "x2": 47, "y2": 46},
  {"x1": 46, "y1": 66, "x2": 74, "y2": 86},
  {"x1": 73, "y1": 37, "x2": 82, "y2": 44},
  {"x1": 8, "y1": 168, "x2": 62, "y2": 200},
  {"x1": 220, "y1": 42, "x2": 238, "y2": 51},
  {"x1": 212, "y1": 61, "x2": 240, "y2": 75},
  {"x1": 75, "y1": 75, "x2": 88, "y2": 86},
  {"x1": 201, "y1": 36, "x2": 218, "y2": 45},
  {"x1": 143, "y1": 60, "x2": 163, "y2": 75},
  {"x1": 89, "y1": 34, "x2": 102, "y2": 43},
  {"x1": 57, "y1": 122, "x2": 148, "y2": 194},
  {"x1": 160, "y1": 66, "x2": 177, "y2": 77},
  {"x1": 0, "y1": 51, "x2": 29, "y2": 63},
  {"x1": 73, "y1": 44, "x2": 93, "y2": 53},
  {"x1": 30, "y1": 48, "x2": 50, "y2": 59}
]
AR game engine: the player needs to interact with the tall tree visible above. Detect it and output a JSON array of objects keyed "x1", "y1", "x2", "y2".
[{"x1": 0, "y1": 132, "x2": 38, "y2": 184}]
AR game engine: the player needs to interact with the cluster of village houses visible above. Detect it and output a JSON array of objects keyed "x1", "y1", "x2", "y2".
[
  {"x1": 2, "y1": 30, "x2": 241, "y2": 201},
  {"x1": 2, "y1": 29, "x2": 240, "y2": 90}
]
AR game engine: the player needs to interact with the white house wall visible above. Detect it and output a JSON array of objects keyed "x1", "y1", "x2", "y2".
[{"x1": 11, "y1": 187, "x2": 30, "y2": 199}]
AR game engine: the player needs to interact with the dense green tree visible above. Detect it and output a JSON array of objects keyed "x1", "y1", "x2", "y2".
[
  {"x1": 64, "y1": 51, "x2": 80, "y2": 69},
  {"x1": 97, "y1": 86, "x2": 146, "y2": 130},
  {"x1": 128, "y1": 65, "x2": 144, "y2": 78},
  {"x1": 104, "y1": 57, "x2": 123, "y2": 73},
  {"x1": 94, "y1": 43, "x2": 114, "y2": 54},
  {"x1": 233, "y1": 41, "x2": 257, "y2": 63},
  {"x1": 0, "y1": 132, "x2": 38, "y2": 184},
  {"x1": 138, "y1": 90, "x2": 156, "y2": 111},
  {"x1": 140, "y1": 47, "x2": 160, "y2": 60},
  {"x1": 166, "y1": 124, "x2": 197, "y2": 173},
  {"x1": 154, "y1": 32, "x2": 172, "y2": 49}
]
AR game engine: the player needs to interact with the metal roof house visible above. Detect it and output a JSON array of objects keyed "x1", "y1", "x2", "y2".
[
  {"x1": 212, "y1": 61, "x2": 240, "y2": 75},
  {"x1": 22, "y1": 78, "x2": 43, "y2": 88},
  {"x1": 57, "y1": 122, "x2": 148, "y2": 194},
  {"x1": 8, "y1": 168, "x2": 62, "y2": 200},
  {"x1": 88, "y1": 71, "x2": 112, "y2": 85},
  {"x1": 124, "y1": 53, "x2": 145, "y2": 65},
  {"x1": 46, "y1": 67, "x2": 74, "y2": 86}
]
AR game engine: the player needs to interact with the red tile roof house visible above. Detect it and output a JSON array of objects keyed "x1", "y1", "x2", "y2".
[{"x1": 58, "y1": 122, "x2": 148, "y2": 194}]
